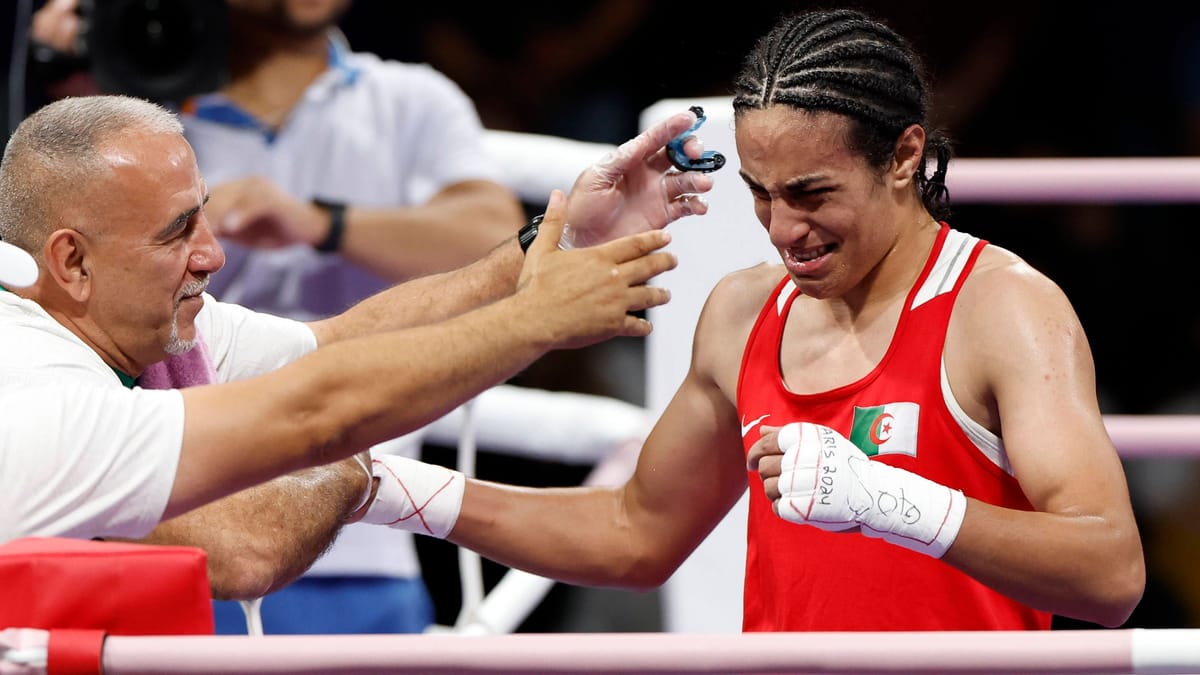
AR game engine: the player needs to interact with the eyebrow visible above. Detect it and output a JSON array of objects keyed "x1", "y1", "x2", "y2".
[
  {"x1": 158, "y1": 193, "x2": 210, "y2": 240},
  {"x1": 738, "y1": 171, "x2": 829, "y2": 192}
]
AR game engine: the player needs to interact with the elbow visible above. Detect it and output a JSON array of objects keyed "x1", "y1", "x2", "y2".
[
  {"x1": 207, "y1": 549, "x2": 290, "y2": 601},
  {"x1": 618, "y1": 546, "x2": 687, "y2": 591},
  {"x1": 1089, "y1": 554, "x2": 1146, "y2": 628},
  {"x1": 1064, "y1": 542, "x2": 1145, "y2": 628},
  {"x1": 622, "y1": 565, "x2": 672, "y2": 592}
]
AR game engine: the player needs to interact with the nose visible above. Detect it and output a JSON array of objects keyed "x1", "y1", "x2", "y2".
[
  {"x1": 766, "y1": 203, "x2": 810, "y2": 248},
  {"x1": 189, "y1": 213, "x2": 226, "y2": 274}
]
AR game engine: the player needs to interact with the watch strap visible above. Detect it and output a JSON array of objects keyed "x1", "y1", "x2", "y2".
[{"x1": 313, "y1": 198, "x2": 347, "y2": 253}]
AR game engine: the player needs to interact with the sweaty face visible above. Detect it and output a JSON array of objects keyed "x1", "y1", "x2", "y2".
[
  {"x1": 82, "y1": 130, "x2": 225, "y2": 371},
  {"x1": 734, "y1": 106, "x2": 900, "y2": 301}
]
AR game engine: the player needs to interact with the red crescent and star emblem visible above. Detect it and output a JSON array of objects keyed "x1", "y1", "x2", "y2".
[{"x1": 869, "y1": 413, "x2": 895, "y2": 445}]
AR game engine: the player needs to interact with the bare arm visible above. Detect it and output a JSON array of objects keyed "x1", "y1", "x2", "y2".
[
  {"x1": 940, "y1": 253, "x2": 1144, "y2": 626},
  {"x1": 165, "y1": 198, "x2": 677, "y2": 520},
  {"x1": 449, "y1": 372, "x2": 748, "y2": 589},
  {"x1": 206, "y1": 178, "x2": 525, "y2": 281},
  {"x1": 447, "y1": 276, "x2": 753, "y2": 589},
  {"x1": 307, "y1": 109, "x2": 713, "y2": 345},
  {"x1": 128, "y1": 455, "x2": 369, "y2": 600},
  {"x1": 338, "y1": 181, "x2": 524, "y2": 279},
  {"x1": 307, "y1": 229, "x2": 525, "y2": 344}
]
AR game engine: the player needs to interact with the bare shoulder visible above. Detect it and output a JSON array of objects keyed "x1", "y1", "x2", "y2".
[
  {"x1": 954, "y1": 241, "x2": 1088, "y2": 367},
  {"x1": 689, "y1": 262, "x2": 786, "y2": 391},
  {"x1": 700, "y1": 262, "x2": 787, "y2": 328},
  {"x1": 962, "y1": 243, "x2": 1076, "y2": 315}
]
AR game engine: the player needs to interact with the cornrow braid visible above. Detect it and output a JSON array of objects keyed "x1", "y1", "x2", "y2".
[{"x1": 732, "y1": 8, "x2": 952, "y2": 221}]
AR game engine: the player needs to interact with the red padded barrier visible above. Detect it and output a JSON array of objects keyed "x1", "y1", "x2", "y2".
[{"x1": 0, "y1": 537, "x2": 213, "y2": 635}]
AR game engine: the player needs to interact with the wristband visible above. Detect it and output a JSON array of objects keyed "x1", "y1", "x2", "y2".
[
  {"x1": 312, "y1": 198, "x2": 346, "y2": 253},
  {"x1": 360, "y1": 455, "x2": 465, "y2": 538}
]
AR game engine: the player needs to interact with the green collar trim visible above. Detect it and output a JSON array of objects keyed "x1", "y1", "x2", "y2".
[{"x1": 112, "y1": 369, "x2": 137, "y2": 389}]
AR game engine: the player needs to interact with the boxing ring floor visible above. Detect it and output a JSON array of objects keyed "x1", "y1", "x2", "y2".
[{"x1": 5, "y1": 98, "x2": 1200, "y2": 673}]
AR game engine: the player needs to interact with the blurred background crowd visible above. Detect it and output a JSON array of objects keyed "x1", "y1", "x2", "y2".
[{"x1": 4, "y1": 0, "x2": 1200, "y2": 633}]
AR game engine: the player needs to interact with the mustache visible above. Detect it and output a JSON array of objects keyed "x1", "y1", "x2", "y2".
[{"x1": 177, "y1": 277, "x2": 209, "y2": 302}]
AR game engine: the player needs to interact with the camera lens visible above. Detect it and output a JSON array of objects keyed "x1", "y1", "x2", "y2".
[
  {"x1": 115, "y1": 1, "x2": 197, "y2": 77},
  {"x1": 87, "y1": 0, "x2": 228, "y2": 104}
]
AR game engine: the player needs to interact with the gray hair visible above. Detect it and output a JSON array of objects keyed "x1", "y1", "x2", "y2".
[{"x1": 0, "y1": 95, "x2": 184, "y2": 251}]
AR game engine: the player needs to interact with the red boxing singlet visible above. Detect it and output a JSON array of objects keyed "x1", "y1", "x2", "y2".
[{"x1": 738, "y1": 225, "x2": 1051, "y2": 631}]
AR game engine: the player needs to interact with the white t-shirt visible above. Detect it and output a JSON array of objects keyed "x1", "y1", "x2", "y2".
[
  {"x1": 184, "y1": 43, "x2": 504, "y2": 321},
  {"x1": 0, "y1": 292, "x2": 315, "y2": 543}
]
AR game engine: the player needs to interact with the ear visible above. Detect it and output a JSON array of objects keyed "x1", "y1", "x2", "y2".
[
  {"x1": 890, "y1": 123, "x2": 926, "y2": 190},
  {"x1": 44, "y1": 228, "x2": 92, "y2": 303}
]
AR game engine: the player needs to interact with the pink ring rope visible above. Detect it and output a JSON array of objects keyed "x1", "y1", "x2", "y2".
[
  {"x1": 1104, "y1": 415, "x2": 1200, "y2": 458},
  {"x1": 948, "y1": 158, "x2": 1200, "y2": 202},
  {"x1": 89, "y1": 629, "x2": 1196, "y2": 674}
]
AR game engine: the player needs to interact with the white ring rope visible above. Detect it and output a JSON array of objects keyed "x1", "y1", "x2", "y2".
[{"x1": 452, "y1": 399, "x2": 487, "y2": 634}]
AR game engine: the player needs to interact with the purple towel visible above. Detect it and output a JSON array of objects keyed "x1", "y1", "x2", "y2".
[{"x1": 136, "y1": 338, "x2": 217, "y2": 389}]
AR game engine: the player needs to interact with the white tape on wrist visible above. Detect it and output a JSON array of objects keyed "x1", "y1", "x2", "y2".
[
  {"x1": 858, "y1": 460, "x2": 966, "y2": 559},
  {"x1": 776, "y1": 422, "x2": 966, "y2": 559},
  {"x1": 361, "y1": 455, "x2": 465, "y2": 539}
]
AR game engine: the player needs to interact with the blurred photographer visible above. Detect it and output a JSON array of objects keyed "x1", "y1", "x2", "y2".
[{"x1": 25, "y1": 0, "x2": 227, "y2": 105}]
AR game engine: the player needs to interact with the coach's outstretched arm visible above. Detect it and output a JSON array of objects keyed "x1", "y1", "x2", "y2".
[{"x1": 168, "y1": 191, "x2": 673, "y2": 519}]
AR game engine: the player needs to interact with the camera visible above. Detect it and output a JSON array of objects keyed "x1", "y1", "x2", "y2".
[{"x1": 31, "y1": 0, "x2": 229, "y2": 104}]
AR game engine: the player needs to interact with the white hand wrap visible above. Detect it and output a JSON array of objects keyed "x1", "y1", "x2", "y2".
[
  {"x1": 776, "y1": 422, "x2": 966, "y2": 559},
  {"x1": 360, "y1": 455, "x2": 465, "y2": 539}
]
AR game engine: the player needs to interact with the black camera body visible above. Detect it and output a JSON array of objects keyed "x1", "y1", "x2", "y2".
[{"x1": 42, "y1": 0, "x2": 230, "y2": 104}]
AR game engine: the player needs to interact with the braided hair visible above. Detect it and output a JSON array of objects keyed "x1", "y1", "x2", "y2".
[{"x1": 731, "y1": 9, "x2": 951, "y2": 221}]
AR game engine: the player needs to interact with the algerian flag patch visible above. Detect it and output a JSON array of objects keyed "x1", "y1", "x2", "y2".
[{"x1": 849, "y1": 402, "x2": 919, "y2": 457}]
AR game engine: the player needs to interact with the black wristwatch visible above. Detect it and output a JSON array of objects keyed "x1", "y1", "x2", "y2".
[
  {"x1": 312, "y1": 198, "x2": 347, "y2": 253},
  {"x1": 518, "y1": 214, "x2": 543, "y2": 254}
]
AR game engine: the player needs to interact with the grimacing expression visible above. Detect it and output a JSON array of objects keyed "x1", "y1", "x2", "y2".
[{"x1": 735, "y1": 106, "x2": 902, "y2": 301}]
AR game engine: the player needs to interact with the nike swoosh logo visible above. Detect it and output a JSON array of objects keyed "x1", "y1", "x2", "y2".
[{"x1": 741, "y1": 414, "x2": 770, "y2": 437}]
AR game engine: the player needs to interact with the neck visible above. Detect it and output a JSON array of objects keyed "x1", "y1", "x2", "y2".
[
  {"x1": 223, "y1": 30, "x2": 331, "y2": 128},
  {"x1": 40, "y1": 300, "x2": 151, "y2": 379},
  {"x1": 835, "y1": 209, "x2": 941, "y2": 319}
]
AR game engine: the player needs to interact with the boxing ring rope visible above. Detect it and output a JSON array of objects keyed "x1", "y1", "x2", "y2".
[
  {"x1": 483, "y1": 131, "x2": 1200, "y2": 205},
  {"x1": 2, "y1": 627, "x2": 1199, "y2": 674},
  {"x1": 1103, "y1": 415, "x2": 1200, "y2": 458}
]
